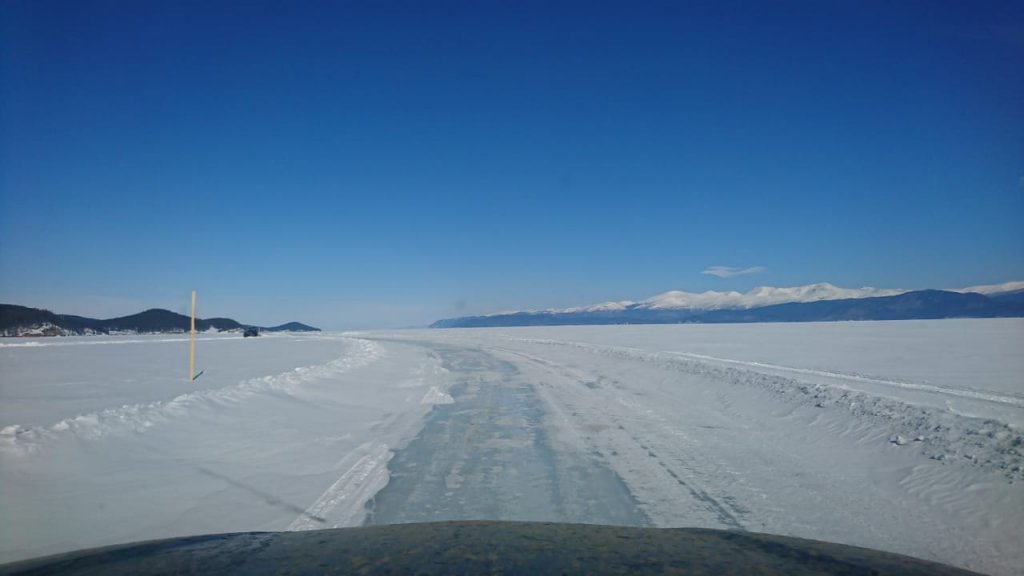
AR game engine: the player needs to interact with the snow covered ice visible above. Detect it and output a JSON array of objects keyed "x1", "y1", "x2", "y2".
[{"x1": 1, "y1": 319, "x2": 1022, "y2": 575}]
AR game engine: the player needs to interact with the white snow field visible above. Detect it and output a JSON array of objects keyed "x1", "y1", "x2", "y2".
[{"x1": 1, "y1": 320, "x2": 1022, "y2": 575}]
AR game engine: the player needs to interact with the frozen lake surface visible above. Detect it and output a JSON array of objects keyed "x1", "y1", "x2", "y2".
[{"x1": 1, "y1": 319, "x2": 1022, "y2": 575}]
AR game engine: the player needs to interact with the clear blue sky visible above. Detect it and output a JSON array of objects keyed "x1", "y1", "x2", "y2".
[{"x1": 2, "y1": 0, "x2": 1022, "y2": 329}]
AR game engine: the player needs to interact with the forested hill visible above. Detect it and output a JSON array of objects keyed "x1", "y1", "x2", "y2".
[{"x1": 0, "y1": 304, "x2": 320, "y2": 336}]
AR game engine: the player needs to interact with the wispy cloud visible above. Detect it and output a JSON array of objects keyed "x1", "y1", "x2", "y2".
[{"x1": 702, "y1": 265, "x2": 766, "y2": 278}]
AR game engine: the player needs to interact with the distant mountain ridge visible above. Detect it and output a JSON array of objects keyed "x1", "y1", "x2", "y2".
[
  {"x1": 431, "y1": 282, "x2": 1024, "y2": 328},
  {"x1": 0, "y1": 305, "x2": 320, "y2": 337},
  {"x1": 567, "y1": 283, "x2": 905, "y2": 313}
]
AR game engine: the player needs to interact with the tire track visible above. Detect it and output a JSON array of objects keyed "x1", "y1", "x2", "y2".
[
  {"x1": 363, "y1": 345, "x2": 648, "y2": 527},
  {"x1": 488, "y1": 346, "x2": 751, "y2": 531}
]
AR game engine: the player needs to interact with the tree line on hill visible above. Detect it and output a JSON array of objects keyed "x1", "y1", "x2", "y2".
[{"x1": 0, "y1": 304, "x2": 320, "y2": 336}]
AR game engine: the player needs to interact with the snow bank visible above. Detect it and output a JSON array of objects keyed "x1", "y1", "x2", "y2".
[{"x1": 0, "y1": 334, "x2": 453, "y2": 563}]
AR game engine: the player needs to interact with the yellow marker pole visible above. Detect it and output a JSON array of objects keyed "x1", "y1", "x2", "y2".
[{"x1": 189, "y1": 291, "x2": 196, "y2": 381}]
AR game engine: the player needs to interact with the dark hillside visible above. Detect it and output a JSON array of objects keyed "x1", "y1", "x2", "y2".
[{"x1": 1, "y1": 304, "x2": 319, "y2": 336}]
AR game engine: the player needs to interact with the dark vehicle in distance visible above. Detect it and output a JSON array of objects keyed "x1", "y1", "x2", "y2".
[{"x1": 243, "y1": 327, "x2": 259, "y2": 338}]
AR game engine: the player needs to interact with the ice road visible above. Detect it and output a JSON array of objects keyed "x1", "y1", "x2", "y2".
[{"x1": 1, "y1": 320, "x2": 1022, "y2": 575}]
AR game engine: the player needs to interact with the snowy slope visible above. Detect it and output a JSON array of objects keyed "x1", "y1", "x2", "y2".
[
  {"x1": 638, "y1": 282, "x2": 905, "y2": 310},
  {"x1": 491, "y1": 282, "x2": 908, "y2": 316},
  {"x1": 952, "y1": 280, "x2": 1024, "y2": 296}
]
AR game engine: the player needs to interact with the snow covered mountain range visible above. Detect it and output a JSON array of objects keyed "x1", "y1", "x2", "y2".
[
  {"x1": 561, "y1": 283, "x2": 905, "y2": 314},
  {"x1": 432, "y1": 281, "x2": 1024, "y2": 328}
]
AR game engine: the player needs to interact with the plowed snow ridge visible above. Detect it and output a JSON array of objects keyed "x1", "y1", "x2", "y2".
[{"x1": 0, "y1": 338, "x2": 383, "y2": 455}]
